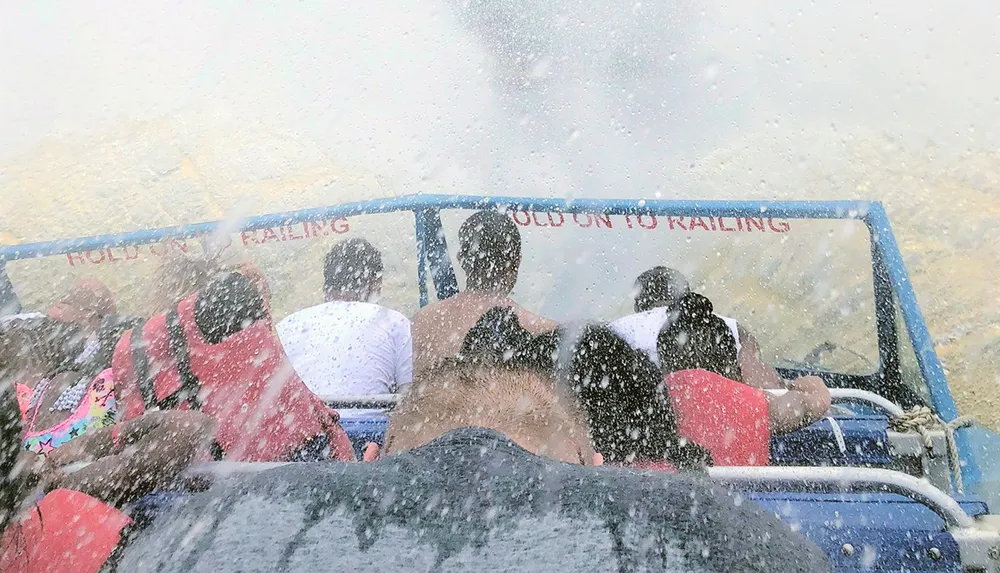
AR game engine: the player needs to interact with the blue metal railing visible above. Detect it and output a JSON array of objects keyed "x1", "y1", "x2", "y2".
[
  {"x1": 0, "y1": 195, "x2": 872, "y2": 261},
  {"x1": 0, "y1": 193, "x2": 975, "y2": 484}
]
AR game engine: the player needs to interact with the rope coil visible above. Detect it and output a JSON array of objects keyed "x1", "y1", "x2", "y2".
[{"x1": 889, "y1": 406, "x2": 975, "y2": 494}]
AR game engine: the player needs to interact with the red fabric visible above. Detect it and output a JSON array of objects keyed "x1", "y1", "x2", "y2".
[
  {"x1": 0, "y1": 489, "x2": 131, "y2": 573},
  {"x1": 112, "y1": 296, "x2": 355, "y2": 462},
  {"x1": 113, "y1": 312, "x2": 177, "y2": 422},
  {"x1": 664, "y1": 369, "x2": 771, "y2": 466},
  {"x1": 14, "y1": 384, "x2": 31, "y2": 417}
]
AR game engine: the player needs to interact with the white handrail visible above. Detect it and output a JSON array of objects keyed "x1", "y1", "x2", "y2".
[
  {"x1": 766, "y1": 388, "x2": 905, "y2": 418},
  {"x1": 707, "y1": 465, "x2": 974, "y2": 528},
  {"x1": 183, "y1": 463, "x2": 974, "y2": 528},
  {"x1": 828, "y1": 389, "x2": 906, "y2": 418},
  {"x1": 329, "y1": 389, "x2": 906, "y2": 417}
]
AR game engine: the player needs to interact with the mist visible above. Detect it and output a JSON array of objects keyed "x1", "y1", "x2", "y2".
[
  {"x1": 4, "y1": 1, "x2": 1000, "y2": 426},
  {"x1": 3, "y1": 0, "x2": 998, "y2": 198}
]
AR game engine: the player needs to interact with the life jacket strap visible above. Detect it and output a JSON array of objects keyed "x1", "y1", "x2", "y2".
[
  {"x1": 161, "y1": 306, "x2": 203, "y2": 411},
  {"x1": 128, "y1": 319, "x2": 157, "y2": 411}
]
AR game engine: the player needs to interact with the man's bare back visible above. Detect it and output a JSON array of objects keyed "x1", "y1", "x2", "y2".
[
  {"x1": 413, "y1": 210, "x2": 558, "y2": 373},
  {"x1": 411, "y1": 291, "x2": 558, "y2": 373}
]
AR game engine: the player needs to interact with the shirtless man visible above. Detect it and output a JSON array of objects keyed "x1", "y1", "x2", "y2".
[{"x1": 410, "y1": 210, "x2": 557, "y2": 373}]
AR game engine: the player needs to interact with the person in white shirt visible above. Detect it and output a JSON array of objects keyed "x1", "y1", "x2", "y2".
[
  {"x1": 277, "y1": 238, "x2": 413, "y2": 400},
  {"x1": 610, "y1": 266, "x2": 786, "y2": 390}
]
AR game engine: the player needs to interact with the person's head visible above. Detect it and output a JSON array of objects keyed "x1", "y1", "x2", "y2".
[
  {"x1": 151, "y1": 252, "x2": 219, "y2": 314},
  {"x1": 323, "y1": 238, "x2": 384, "y2": 303},
  {"x1": 47, "y1": 279, "x2": 117, "y2": 333},
  {"x1": 381, "y1": 361, "x2": 596, "y2": 465},
  {"x1": 561, "y1": 324, "x2": 711, "y2": 469},
  {"x1": 193, "y1": 272, "x2": 269, "y2": 344},
  {"x1": 657, "y1": 292, "x2": 742, "y2": 382},
  {"x1": 458, "y1": 211, "x2": 521, "y2": 293},
  {"x1": 633, "y1": 266, "x2": 690, "y2": 313},
  {"x1": 0, "y1": 316, "x2": 84, "y2": 380}
]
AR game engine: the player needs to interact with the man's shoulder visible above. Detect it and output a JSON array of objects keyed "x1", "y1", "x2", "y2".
[
  {"x1": 507, "y1": 302, "x2": 557, "y2": 333},
  {"x1": 410, "y1": 298, "x2": 453, "y2": 326},
  {"x1": 375, "y1": 304, "x2": 412, "y2": 333},
  {"x1": 281, "y1": 302, "x2": 408, "y2": 324},
  {"x1": 276, "y1": 302, "x2": 338, "y2": 329}
]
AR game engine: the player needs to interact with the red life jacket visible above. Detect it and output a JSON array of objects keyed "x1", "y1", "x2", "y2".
[
  {"x1": 112, "y1": 295, "x2": 355, "y2": 462},
  {"x1": 0, "y1": 489, "x2": 131, "y2": 573},
  {"x1": 664, "y1": 369, "x2": 771, "y2": 466}
]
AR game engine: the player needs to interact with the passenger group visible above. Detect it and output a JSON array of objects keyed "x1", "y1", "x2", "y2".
[{"x1": 0, "y1": 209, "x2": 832, "y2": 571}]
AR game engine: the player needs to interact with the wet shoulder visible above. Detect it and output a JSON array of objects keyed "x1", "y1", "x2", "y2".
[
  {"x1": 511, "y1": 304, "x2": 559, "y2": 333},
  {"x1": 119, "y1": 435, "x2": 830, "y2": 573}
]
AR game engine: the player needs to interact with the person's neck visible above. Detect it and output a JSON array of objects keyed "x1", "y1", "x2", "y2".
[
  {"x1": 326, "y1": 291, "x2": 366, "y2": 303},
  {"x1": 463, "y1": 286, "x2": 512, "y2": 298}
]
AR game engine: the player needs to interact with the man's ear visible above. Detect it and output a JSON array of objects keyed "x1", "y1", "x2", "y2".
[
  {"x1": 362, "y1": 442, "x2": 381, "y2": 462},
  {"x1": 592, "y1": 452, "x2": 604, "y2": 467}
]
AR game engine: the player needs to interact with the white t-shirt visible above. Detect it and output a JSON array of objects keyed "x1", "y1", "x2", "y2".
[
  {"x1": 276, "y1": 301, "x2": 413, "y2": 397},
  {"x1": 609, "y1": 307, "x2": 742, "y2": 366}
]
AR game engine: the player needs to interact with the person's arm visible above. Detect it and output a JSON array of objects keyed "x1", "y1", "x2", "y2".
[
  {"x1": 408, "y1": 306, "x2": 437, "y2": 375},
  {"x1": 393, "y1": 318, "x2": 414, "y2": 393},
  {"x1": 764, "y1": 375, "x2": 832, "y2": 434},
  {"x1": 45, "y1": 410, "x2": 214, "y2": 506},
  {"x1": 736, "y1": 327, "x2": 786, "y2": 390}
]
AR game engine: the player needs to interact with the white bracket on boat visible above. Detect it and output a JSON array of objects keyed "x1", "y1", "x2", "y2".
[
  {"x1": 706, "y1": 465, "x2": 975, "y2": 529},
  {"x1": 322, "y1": 394, "x2": 400, "y2": 410}
]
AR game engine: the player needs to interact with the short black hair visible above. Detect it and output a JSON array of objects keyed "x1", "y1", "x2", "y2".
[
  {"x1": 657, "y1": 292, "x2": 742, "y2": 382},
  {"x1": 324, "y1": 238, "x2": 384, "y2": 296},
  {"x1": 194, "y1": 272, "x2": 268, "y2": 344},
  {"x1": 634, "y1": 266, "x2": 690, "y2": 312},
  {"x1": 458, "y1": 211, "x2": 521, "y2": 290}
]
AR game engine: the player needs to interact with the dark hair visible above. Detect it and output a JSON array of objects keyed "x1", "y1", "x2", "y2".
[
  {"x1": 194, "y1": 272, "x2": 268, "y2": 344},
  {"x1": 634, "y1": 266, "x2": 690, "y2": 313},
  {"x1": 0, "y1": 382, "x2": 24, "y2": 532},
  {"x1": 657, "y1": 292, "x2": 742, "y2": 382},
  {"x1": 458, "y1": 211, "x2": 521, "y2": 291},
  {"x1": 459, "y1": 309, "x2": 711, "y2": 469},
  {"x1": 560, "y1": 325, "x2": 711, "y2": 469},
  {"x1": 323, "y1": 238, "x2": 384, "y2": 297},
  {"x1": 459, "y1": 306, "x2": 560, "y2": 372},
  {"x1": 0, "y1": 317, "x2": 85, "y2": 377}
]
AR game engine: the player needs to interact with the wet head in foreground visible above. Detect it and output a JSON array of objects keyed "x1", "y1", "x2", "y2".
[{"x1": 114, "y1": 359, "x2": 831, "y2": 572}]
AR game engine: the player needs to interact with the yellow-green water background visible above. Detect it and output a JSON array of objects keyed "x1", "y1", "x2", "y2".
[
  {"x1": 4, "y1": 0, "x2": 1000, "y2": 432},
  {"x1": 1, "y1": 120, "x2": 998, "y2": 429}
]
